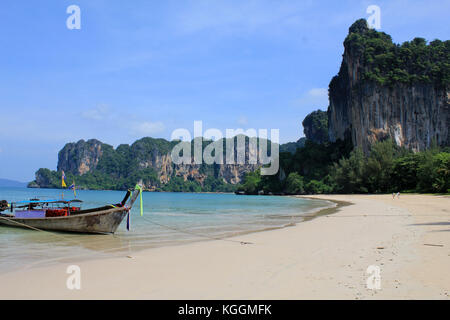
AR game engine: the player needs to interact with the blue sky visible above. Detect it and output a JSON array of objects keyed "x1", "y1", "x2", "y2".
[{"x1": 0, "y1": 0, "x2": 448, "y2": 182}]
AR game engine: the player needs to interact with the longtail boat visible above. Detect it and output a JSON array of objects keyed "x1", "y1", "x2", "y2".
[{"x1": 0, "y1": 185, "x2": 142, "y2": 234}]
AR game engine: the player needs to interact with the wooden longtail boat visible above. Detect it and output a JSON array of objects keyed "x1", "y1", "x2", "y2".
[{"x1": 0, "y1": 186, "x2": 141, "y2": 234}]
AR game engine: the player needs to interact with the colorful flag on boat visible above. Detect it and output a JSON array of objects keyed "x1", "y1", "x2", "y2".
[
  {"x1": 61, "y1": 171, "x2": 67, "y2": 188},
  {"x1": 135, "y1": 184, "x2": 143, "y2": 216},
  {"x1": 69, "y1": 181, "x2": 76, "y2": 197}
]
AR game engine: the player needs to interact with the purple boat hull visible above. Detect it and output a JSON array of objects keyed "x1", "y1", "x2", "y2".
[{"x1": 14, "y1": 210, "x2": 46, "y2": 218}]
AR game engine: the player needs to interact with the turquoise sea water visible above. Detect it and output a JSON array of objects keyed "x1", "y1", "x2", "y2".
[{"x1": 0, "y1": 187, "x2": 332, "y2": 273}]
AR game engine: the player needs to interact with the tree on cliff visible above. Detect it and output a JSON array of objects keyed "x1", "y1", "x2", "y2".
[
  {"x1": 302, "y1": 110, "x2": 329, "y2": 144},
  {"x1": 344, "y1": 19, "x2": 449, "y2": 87}
]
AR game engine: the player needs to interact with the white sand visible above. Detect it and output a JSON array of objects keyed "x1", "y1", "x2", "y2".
[{"x1": 0, "y1": 194, "x2": 449, "y2": 299}]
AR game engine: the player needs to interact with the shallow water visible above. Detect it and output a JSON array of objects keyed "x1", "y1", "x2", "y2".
[{"x1": 0, "y1": 187, "x2": 332, "y2": 272}]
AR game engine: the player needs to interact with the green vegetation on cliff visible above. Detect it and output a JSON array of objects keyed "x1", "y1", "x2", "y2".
[
  {"x1": 343, "y1": 19, "x2": 449, "y2": 87},
  {"x1": 238, "y1": 136, "x2": 353, "y2": 195},
  {"x1": 238, "y1": 139, "x2": 450, "y2": 195},
  {"x1": 279, "y1": 138, "x2": 306, "y2": 154},
  {"x1": 30, "y1": 166, "x2": 236, "y2": 193},
  {"x1": 302, "y1": 110, "x2": 328, "y2": 144},
  {"x1": 31, "y1": 167, "x2": 160, "y2": 191}
]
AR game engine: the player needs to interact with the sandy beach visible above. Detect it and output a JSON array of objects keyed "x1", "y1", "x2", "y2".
[{"x1": 0, "y1": 194, "x2": 448, "y2": 300}]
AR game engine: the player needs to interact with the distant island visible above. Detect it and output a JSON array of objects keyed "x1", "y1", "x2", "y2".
[
  {"x1": 29, "y1": 19, "x2": 449, "y2": 195},
  {"x1": 0, "y1": 178, "x2": 27, "y2": 188}
]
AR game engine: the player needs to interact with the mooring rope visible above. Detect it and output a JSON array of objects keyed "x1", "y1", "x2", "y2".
[
  {"x1": 0, "y1": 216, "x2": 82, "y2": 244},
  {"x1": 2, "y1": 207, "x2": 447, "y2": 271},
  {"x1": 139, "y1": 216, "x2": 253, "y2": 245},
  {"x1": 0, "y1": 212, "x2": 253, "y2": 273}
]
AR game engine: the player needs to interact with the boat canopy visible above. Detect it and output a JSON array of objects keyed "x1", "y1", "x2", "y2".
[{"x1": 12, "y1": 199, "x2": 83, "y2": 205}]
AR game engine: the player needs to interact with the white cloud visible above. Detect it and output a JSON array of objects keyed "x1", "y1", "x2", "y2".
[
  {"x1": 293, "y1": 87, "x2": 329, "y2": 110},
  {"x1": 131, "y1": 121, "x2": 165, "y2": 136},
  {"x1": 81, "y1": 104, "x2": 110, "y2": 121},
  {"x1": 308, "y1": 88, "x2": 328, "y2": 97}
]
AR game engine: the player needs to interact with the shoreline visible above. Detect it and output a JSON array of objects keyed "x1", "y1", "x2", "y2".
[
  {"x1": 0, "y1": 194, "x2": 448, "y2": 299},
  {"x1": 0, "y1": 196, "x2": 336, "y2": 275},
  {"x1": 292, "y1": 197, "x2": 351, "y2": 222}
]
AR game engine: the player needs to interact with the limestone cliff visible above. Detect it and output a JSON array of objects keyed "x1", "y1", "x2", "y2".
[
  {"x1": 302, "y1": 110, "x2": 328, "y2": 144},
  {"x1": 328, "y1": 19, "x2": 449, "y2": 152},
  {"x1": 50, "y1": 136, "x2": 263, "y2": 190},
  {"x1": 58, "y1": 139, "x2": 104, "y2": 175}
]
